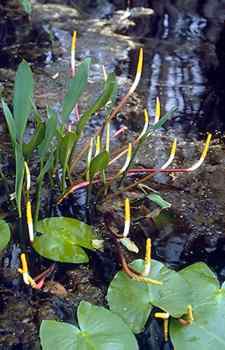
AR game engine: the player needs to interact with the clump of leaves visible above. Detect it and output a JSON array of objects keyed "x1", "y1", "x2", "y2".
[{"x1": 40, "y1": 300, "x2": 138, "y2": 350}]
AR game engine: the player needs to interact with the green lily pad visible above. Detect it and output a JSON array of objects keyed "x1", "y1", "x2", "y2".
[
  {"x1": 40, "y1": 301, "x2": 138, "y2": 350},
  {"x1": 107, "y1": 259, "x2": 152, "y2": 333},
  {"x1": 0, "y1": 220, "x2": 11, "y2": 251},
  {"x1": 33, "y1": 217, "x2": 97, "y2": 263},
  {"x1": 107, "y1": 259, "x2": 191, "y2": 333},
  {"x1": 170, "y1": 262, "x2": 225, "y2": 350}
]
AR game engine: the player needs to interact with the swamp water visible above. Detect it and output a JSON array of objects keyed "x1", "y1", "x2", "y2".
[{"x1": 0, "y1": 0, "x2": 224, "y2": 349}]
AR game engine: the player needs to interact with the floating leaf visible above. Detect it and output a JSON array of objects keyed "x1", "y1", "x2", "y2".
[
  {"x1": 89, "y1": 151, "x2": 109, "y2": 180},
  {"x1": 40, "y1": 301, "x2": 138, "y2": 350},
  {"x1": 33, "y1": 217, "x2": 97, "y2": 263},
  {"x1": 170, "y1": 262, "x2": 225, "y2": 350},
  {"x1": 107, "y1": 260, "x2": 152, "y2": 333},
  {"x1": 13, "y1": 60, "x2": 33, "y2": 143},
  {"x1": 108, "y1": 259, "x2": 191, "y2": 333},
  {"x1": 0, "y1": 220, "x2": 11, "y2": 251},
  {"x1": 147, "y1": 194, "x2": 171, "y2": 210},
  {"x1": 62, "y1": 58, "x2": 91, "y2": 124}
]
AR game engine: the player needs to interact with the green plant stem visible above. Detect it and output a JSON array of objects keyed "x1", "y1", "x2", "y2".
[{"x1": 34, "y1": 178, "x2": 43, "y2": 229}]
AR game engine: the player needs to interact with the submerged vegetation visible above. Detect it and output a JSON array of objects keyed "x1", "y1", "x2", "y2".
[{"x1": 0, "y1": 29, "x2": 217, "y2": 349}]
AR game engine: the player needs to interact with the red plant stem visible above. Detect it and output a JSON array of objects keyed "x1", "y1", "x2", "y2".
[{"x1": 57, "y1": 167, "x2": 190, "y2": 203}]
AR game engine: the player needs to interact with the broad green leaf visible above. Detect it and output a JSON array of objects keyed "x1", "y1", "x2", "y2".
[
  {"x1": 2, "y1": 99, "x2": 16, "y2": 145},
  {"x1": 62, "y1": 58, "x2": 91, "y2": 124},
  {"x1": 107, "y1": 259, "x2": 152, "y2": 333},
  {"x1": 76, "y1": 72, "x2": 117, "y2": 135},
  {"x1": 0, "y1": 220, "x2": 11, "y2": 251},
  {"x1": 23, "y1": 122, "x2": 45, "y2": 158},
  {"x1": 18, "y1": 0, "x2": 32, "y2": 14},
  {"x1": 15, "y1": 143, "x2": 24, "y2": 218},
  {"x1": 33, "y1": 217, "x2": 97, "y2": 263},
  {"x1": 89, "y1": 151, "x2": 109, "y2": 180},
  {"x1": 170, "y1": 263, "x2": 225, "y2": 350},
  {"x1": 13, "y1": 60, "x2": 33, "y2": 143},
  {"x1": 108, "y1": 259, "x2": 191, "y2": 333},
  {"x1": 147, "y1": 194, "x2": 171, "y2": 209},
  {"x1": 40, "y1": 301, "x2": 138, "y2": 350},
  {"x1": 38, "y1": 108, "x2": 57, "y2": 160},
  {"x1": 40, "y1": 321, "x2": 80, "y2": 350}
]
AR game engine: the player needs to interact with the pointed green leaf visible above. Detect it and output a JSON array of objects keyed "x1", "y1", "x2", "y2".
[
  {"x1": 62, "y1": 58, "x2": 91, "y2": 124},
  {"x1": 0, "y1": 220, "x2": 11, "y2": 251},
  {"x1": 13, "y1": 60, "x2": 33, "y2": 143},
  {"x1": 76, "y1": 72, "x2": 117, "y2": 135},
  {"x1": 33, "y1": 217, "x2": 97, "y2": 263},
  {"x1": 2, "y1": 99, "x2": 16, "y2": 145},
  {"x1": 23, "y1": 122, "x2": 45, "y2": 158},
  {"x1": 89, "y1": 151, "x2": 109, "y2": 180},
  {"x1": 38, "y1": 108, "x2": 57, "y2": 160},
  {"x1": 59, "y1": 131, "x2": 78, "y2": 180},
  {"x1": 147, "y1": 194, "x2": 171, "y2": 209},
  {"x1": 18, "y1": 0, "x2": 32, "y2": 14}
]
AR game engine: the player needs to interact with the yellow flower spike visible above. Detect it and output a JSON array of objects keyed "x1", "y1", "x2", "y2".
[
  {"x1": 129, "y1": 48, "x2": 143, "y2": 94},
  {"x1": 18, "y1": 253, "x2": 37, "y2": 288},
  {"x1": 71, "y1": 31, "x2": 77, "y2": 77},
  {"x1": 95, "y1": 135, "x2": 101, "y2": 156},
  {"x1": 26, "y1": 200, "x2": 34, "y2": 242},
  {"x1": 187, "y1": 304, "x2": 194, "y2": 324},
  {"x1": 118, "y1": 143, "x2": 132, "y2": 175},
  {"x1": 161, "y1": 138, "x2": 177, "y2": 170},
  {"x1": 155, "y1": 312, "x2": 170, "y2": 341},
  {"x1": 20, "y1": 253, "x2": 28, "y2": 273},
  {"x1": 137, "y1": 109, "x2": 149, "y2": 142},
  {"x1": 86, "y1": 138, "x2": 94, "y2": 181},
  {"x1": 106, "y1": 122, "x2": 110, "y2": 153},
  {"x1": 142, "y1": 238, "x2": 151, "y2": 276},
  {"x1": 24, "y1": 161, "x2": 34, "y2": 242},
  {"x1": 188, "y1": 133, "x2": 212, "y2": 171},
  {"x1": 123, "y1": 198, "x2": 131, "y2": 238},
  {"x1": 155, "y1": 96, "x2": 161, "y2": 124},
  {"x1": 102, "y1": 65, "x2": 107, "y2": 81}
]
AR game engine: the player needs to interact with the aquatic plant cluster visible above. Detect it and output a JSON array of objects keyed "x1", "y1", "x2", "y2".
[{"x1": 0, "y1": 30, "x2": 219, "y2": 350}]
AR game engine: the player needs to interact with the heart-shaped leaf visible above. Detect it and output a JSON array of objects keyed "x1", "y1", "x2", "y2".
[
  {"x1": 40, "y1": 301, "x2": 138, "y2": 350},
  {"x1": 108, "y1": 259, "x2": 191, "y2": 333},
  {"x1": 33, "y1": 217, "x2": 97, "y2": 263},
  {"x1": 107, "y1": 260, "x2": 152, "y2": 333},
  {"x1": 0, "y1": 220, "x2": 11, "y2": 251},
  {"x1": 170, "y1": 262, "x2": 225, "y2": 350}
]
